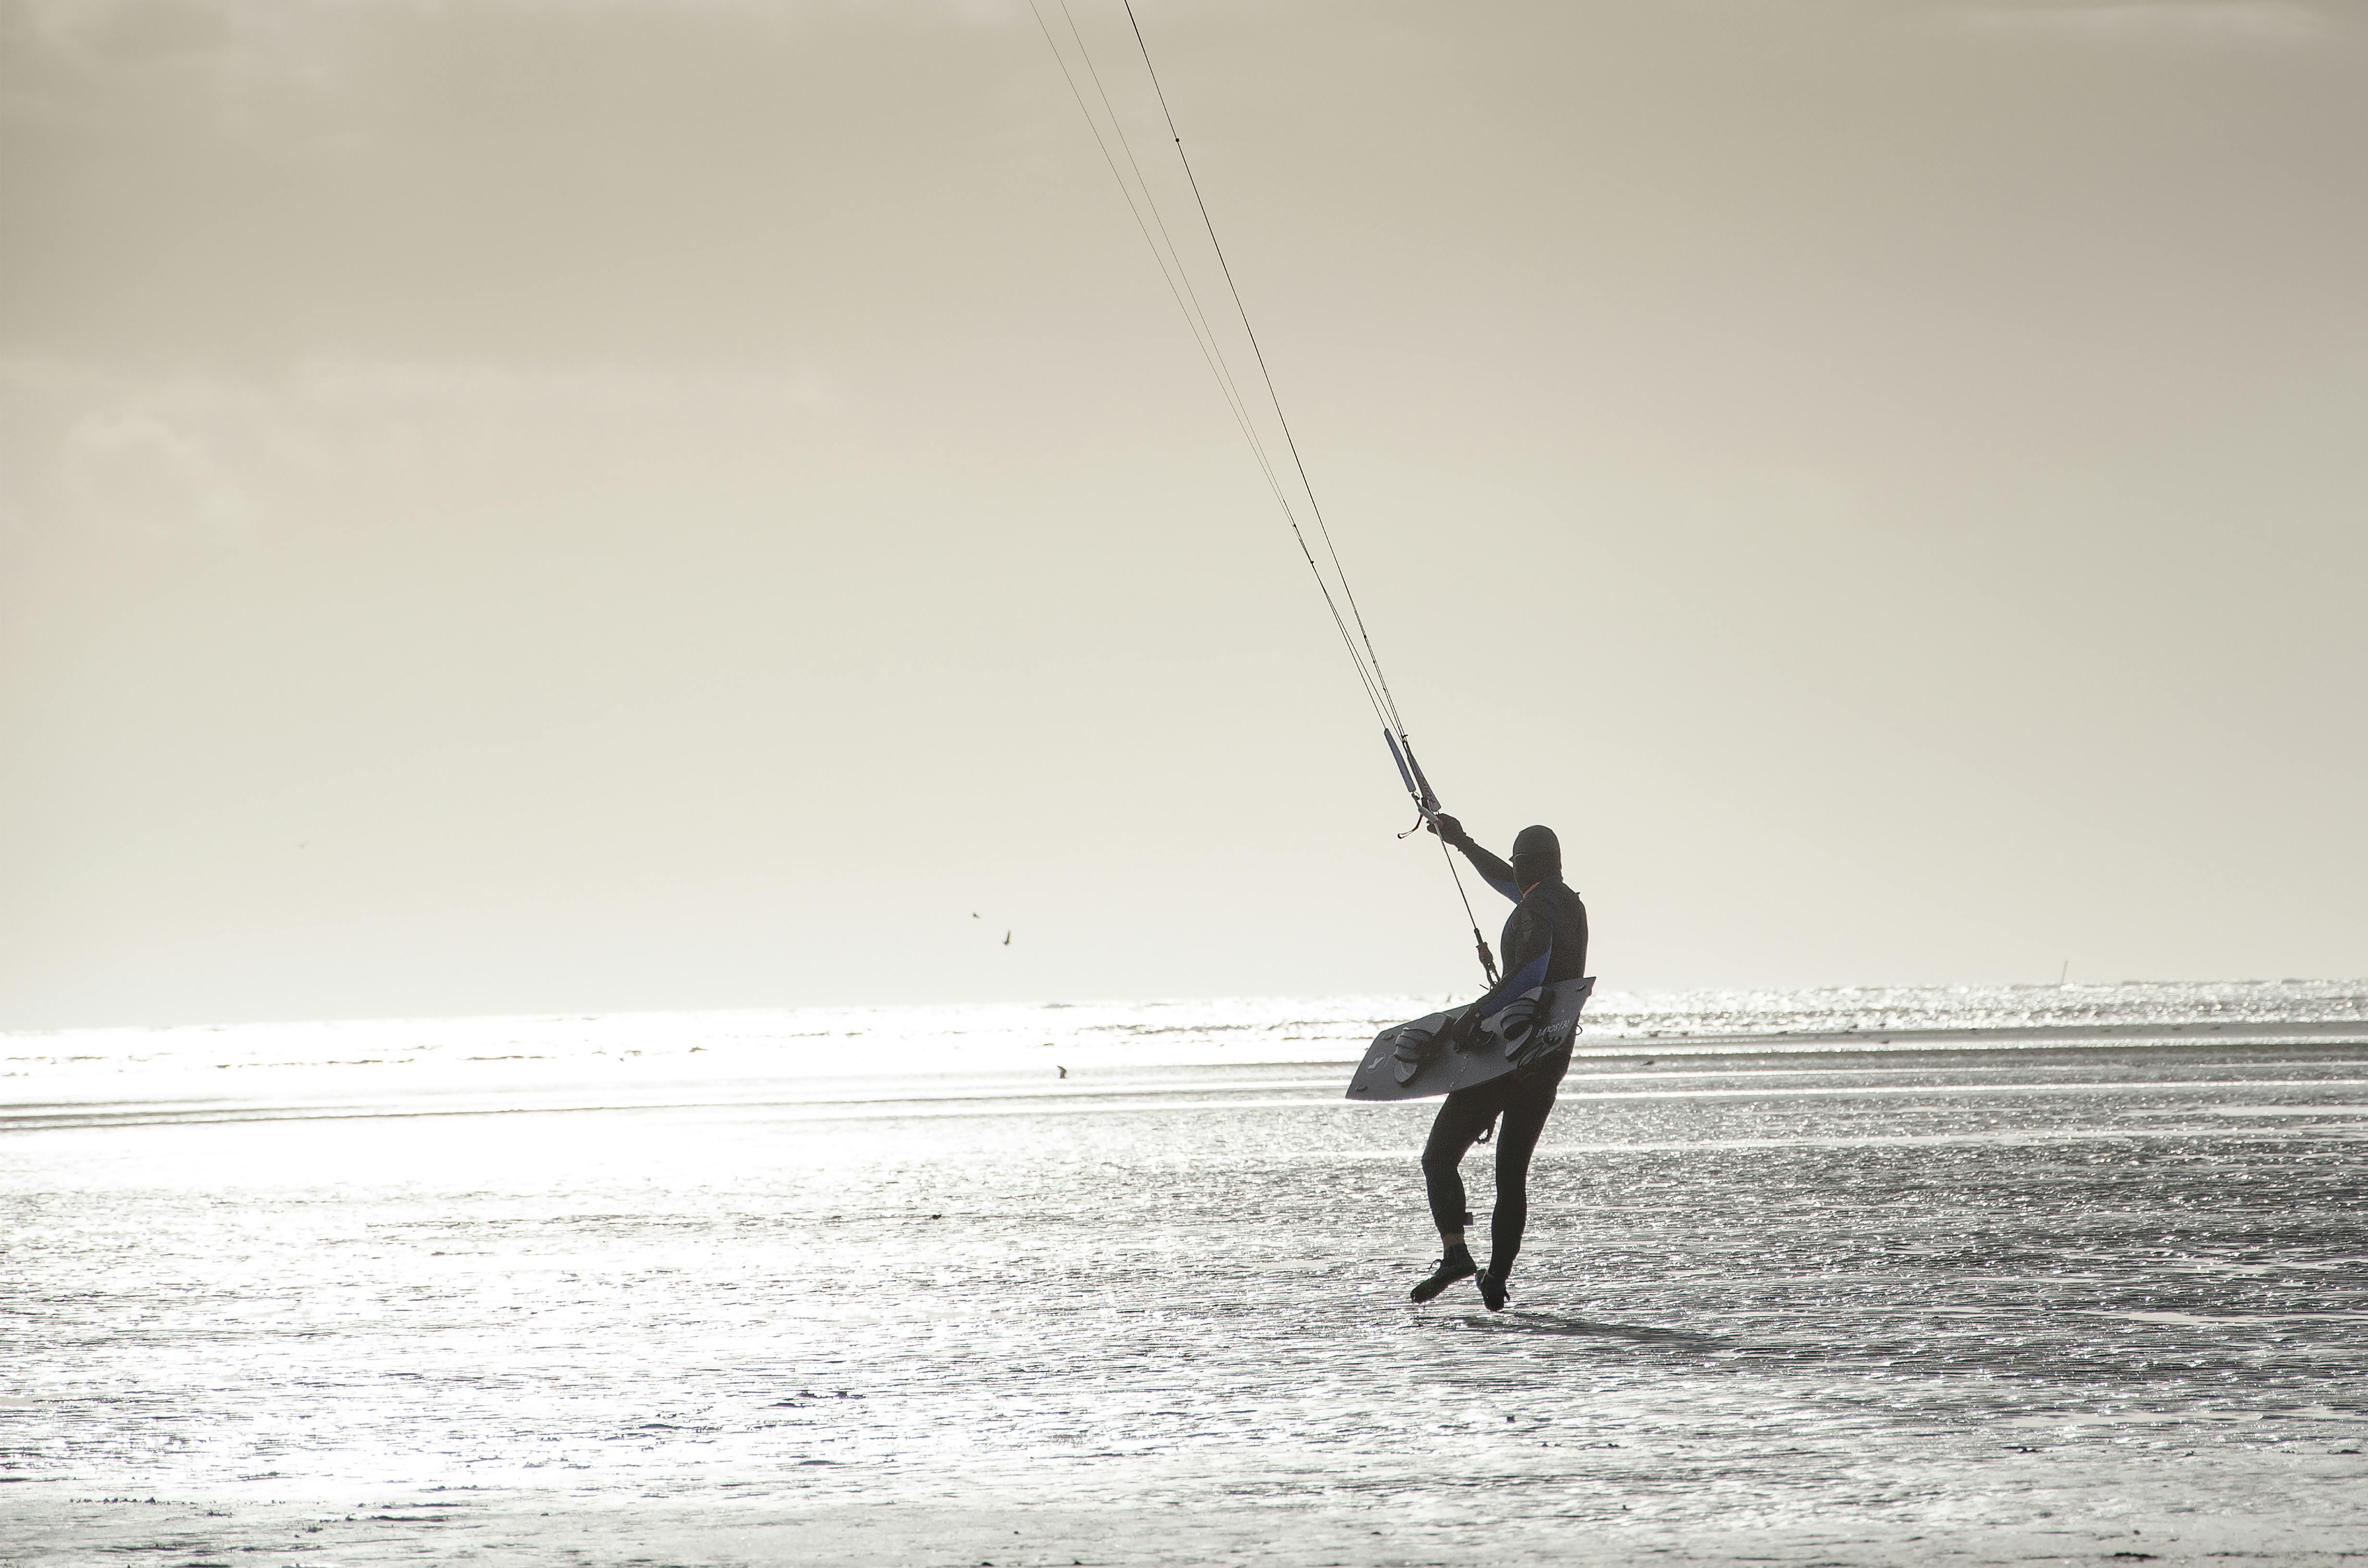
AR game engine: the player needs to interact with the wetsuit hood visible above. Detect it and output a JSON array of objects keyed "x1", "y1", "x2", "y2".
[{"x1": 1510, "y1": 824, "x2": 1561, "y2": 891}]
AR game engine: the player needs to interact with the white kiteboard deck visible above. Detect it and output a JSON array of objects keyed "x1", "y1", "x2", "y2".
[{"x1": 1346, "y1": 975, "x2": 1595, "y2": 1102}]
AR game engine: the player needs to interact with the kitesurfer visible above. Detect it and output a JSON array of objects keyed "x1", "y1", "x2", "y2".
[{"x1": 1408, "y1": 817, "x2": 1588, "y2": 1311}]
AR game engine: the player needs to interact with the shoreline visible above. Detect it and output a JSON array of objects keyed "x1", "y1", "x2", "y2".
[{"x1": 5, "y1": 1002, "x2": 2362, "y2": 1567}]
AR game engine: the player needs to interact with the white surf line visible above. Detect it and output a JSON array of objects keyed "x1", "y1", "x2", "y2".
[
  {"x1": 1558, "y1": 1057, "x2": 2368, "y2": 1082},
  {"x1": 2158, "y1": 1103, "x2": 2368, "y2": 1115},
  {"x1": 700, "y1": 1076, "x2": 2368, "y2": 1125},
  {"x1": 0, "y1": 1074, "x2": 1367, "y2": 1127},
  {"x1": 8, "y1": 1076, "x2": 2365, "y2": 1134},
  {"x1": 11, "y1": 1053, "x2": 2357, "y2": 1119},
  {"x1": 1564, "y1": 1028, "x2": 2367, "y2": 1056},
  {"x1": 834, "y1": 1075, "x2": 2358, "y2": 1121},
  {"x1": 0, "y1": 1086, "x2": 1375, "y2": 1132},
  {"x1": 232, "y1": 1093, "x2": 2358, "y2": 1131},
  {"x1": 12, "y1": 1069, "x2": 2368, "y2": 1124},
  {"x1": 538, "y1": 1095, "x2": 2368, "y2": 1132},
  {"x1": 1532, "y1": 1076, "x2": 2368, "y2": 1105},
  {"x1": 23, "y1": 1054, "x2": 2368, "y2": 1112},
  {"x1": 7, "y1": 1088, "x2": 2361, "y2": 1136},
  {"x1": 1316, "y1": 1121, "x2": 2368, "y2": 1159}
]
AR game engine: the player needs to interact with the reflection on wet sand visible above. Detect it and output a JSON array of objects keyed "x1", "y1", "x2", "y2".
[
  {"x1": 1, "y1": 990, "x2": 2363, "y2": 1564},
  {"x1": 1446, "y1": 1313, "x2": 1722, "y2": 1346}
]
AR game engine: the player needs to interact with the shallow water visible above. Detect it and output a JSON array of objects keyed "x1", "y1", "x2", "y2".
[{"x1": 4, "y1": 984, "x2": 2365, "y2": 1564}]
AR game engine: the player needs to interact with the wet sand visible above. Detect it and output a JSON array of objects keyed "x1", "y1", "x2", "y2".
[{"x1": 3, "y1": 1015, "x2": 2364, "y2": 1566}]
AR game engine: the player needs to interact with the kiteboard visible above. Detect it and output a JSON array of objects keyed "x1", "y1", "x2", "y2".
[{"x1": 1346, "y1": 953, "x2": 1594, "y2": 1102}]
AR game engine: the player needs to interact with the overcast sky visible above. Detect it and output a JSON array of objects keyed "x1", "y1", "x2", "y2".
[{"x1": 2, "y1": 0, "x2": 2362, "y2": 1028}]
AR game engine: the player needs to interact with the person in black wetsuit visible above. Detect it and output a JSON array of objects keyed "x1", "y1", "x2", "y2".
[{"x1": 1408, "y1": 816, "x2": 1588, "y2": 1311}]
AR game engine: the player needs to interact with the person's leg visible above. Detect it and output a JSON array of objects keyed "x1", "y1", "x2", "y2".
[
  {"x1": 1480, "y1": 1070, "x2": 1563, "y2": 1306},
  {"x1": 1420, "y1": 1085, "x2": 1502, "y2": 1245},
  {"x1": 1411, "y1": 1085, "x2": 1504, "y2": 1302}
]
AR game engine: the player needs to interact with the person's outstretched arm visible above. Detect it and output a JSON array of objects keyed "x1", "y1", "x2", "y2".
[{"x1": 1430, "y1": 813, "x2": 1520, "y2": 903}]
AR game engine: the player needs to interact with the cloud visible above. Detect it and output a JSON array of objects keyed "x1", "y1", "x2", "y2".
[
  {"x1": 11, "y1": 0, "x2": 240, "y2": 65},
  {"x1": 1953, "y1": 1, "x2": 2329, "y2": 44},
  {"x1": 9, "y1": 0, "x2": 1027, "y2": 59},
  {"x1": 60, "y1": 411, "x2": 260, "y2": 545},
  {"x1": 285, "y1": 359, "x2": 841, "y2": 417},
  {"x1": 1, "y1": 356, "x2": 846, "y2": 552}
]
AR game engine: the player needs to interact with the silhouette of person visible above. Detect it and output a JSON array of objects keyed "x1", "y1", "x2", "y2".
[{"x1": 1408, "y1": 816, "x2": 1588, "y2": 1311}]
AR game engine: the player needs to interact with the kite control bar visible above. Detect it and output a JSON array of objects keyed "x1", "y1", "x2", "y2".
[
  {"x1": 1383, "y1": 728, "x2": 1499, "y2": 985},
  {"x1": 1383, "y1": 727, "x2": 1440, "y2": 838}
]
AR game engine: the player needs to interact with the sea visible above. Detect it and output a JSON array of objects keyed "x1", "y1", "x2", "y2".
[{"x1": 4, "y1": 980, "x2": 2364, "y2": 1565}]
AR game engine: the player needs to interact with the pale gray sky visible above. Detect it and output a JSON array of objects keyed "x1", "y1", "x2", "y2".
[{"x1": 3, "y1": 0, "x2": 2362, "y2": 1028}]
